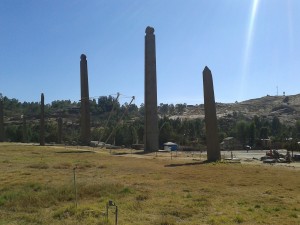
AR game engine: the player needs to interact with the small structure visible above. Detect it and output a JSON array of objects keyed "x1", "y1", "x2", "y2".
[
  {"x1": 259, "y1": 138, "x2": 271, "y2": 149},
  {"x1": 163, "y1": 142, "x2": 178, "y2": 151},
  {"x1": 220, "y1": 137, "x2": 242, "y2": 150}
]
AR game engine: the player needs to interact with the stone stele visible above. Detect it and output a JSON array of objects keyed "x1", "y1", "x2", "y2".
[
  {"x1": 203, "y1": 66, "x2": 221, "y2": 161},
  {"x1": 0, "y1": 97, "x2": 4, "y2": 142},
  {"x1": 40, "y1": 93, "x2": 45, "y2": 146},
  {"x1": 80, "y1": 54, "x2": 91, "y2": 145},
  {"x1": 144, "y1": 26, "x2": 159, "y2": 152}
]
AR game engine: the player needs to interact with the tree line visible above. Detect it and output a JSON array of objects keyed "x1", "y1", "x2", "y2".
[{"x1": 1, "y1": 96, "x2": 300, "y2": 150}]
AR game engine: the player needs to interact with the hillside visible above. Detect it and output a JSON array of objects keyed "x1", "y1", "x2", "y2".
[{"x1": 171, "y1": 94, "x2": 300, "y2": 126}]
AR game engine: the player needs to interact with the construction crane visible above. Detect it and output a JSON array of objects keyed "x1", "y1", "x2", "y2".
[{"x1": 104, "y1": 96, "x2": 135, "y2": 145}]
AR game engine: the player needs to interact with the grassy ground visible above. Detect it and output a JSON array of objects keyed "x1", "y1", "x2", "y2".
[{"x1": 0, "y1": 143, "x2": 299, "y2": 225}]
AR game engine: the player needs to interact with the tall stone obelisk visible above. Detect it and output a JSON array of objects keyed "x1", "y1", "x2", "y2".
[
  {"x1": 0, "y1": 96, "x2": 4, "y2": 142},
  {"x1": 80, "y1": 54, "x2": 91, "y2": 145},
  {"x1": 144, "y1": 26, "x2": 159, "y2": 152},
  {"x1": 40, "y1": 93, "x2": 45, "y2": 146},
  {"x1": 203, "y1": 66, "x2": 220, "y2": 162}
]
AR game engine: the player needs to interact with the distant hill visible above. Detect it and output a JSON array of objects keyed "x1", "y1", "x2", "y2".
[
  {"x1": 169, "y1": 94, "x2": 300, "y2": 126},
  {"x1": 3, "y1": 94, "x2": 300, "y2": 126}
]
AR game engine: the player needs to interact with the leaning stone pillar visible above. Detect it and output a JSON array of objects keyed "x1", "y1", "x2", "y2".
[
  {"x1": 144, "y1": 26, "x2": 159, "y2": 152},
  {"x1": 203, "y1": 66, "x2": 221, "y2": 161},
  {"x1": 22, "y1": 115, "x2": 27, "y2": 143},
  {"x1": 80, "y1": 54, "x2": 91, "y2": 145},
  {"x1": 57, "y1": 117, "x2": 63, "y2": 144},
  {"x1": 0, "y1": 96, "x2": 4, "y2": 142},
  {"x1": 40, "y1": 93, "x2": 45, "y2": 146}
]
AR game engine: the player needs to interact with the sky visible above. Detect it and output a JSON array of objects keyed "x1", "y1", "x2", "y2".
[{"x1": 0, "y1": 0, "x2": 299, "y2": 106}]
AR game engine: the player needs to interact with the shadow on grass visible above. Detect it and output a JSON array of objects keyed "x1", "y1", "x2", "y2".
[
  {"x1": 111, "y1": 150, "x2": 144, "y2": 156},
  {"x1": 55, "y1": 150, "x2": 95, "y2": 154},
  {"x1": 112, "y1": 152, "x2": 129, "y2": 155}
]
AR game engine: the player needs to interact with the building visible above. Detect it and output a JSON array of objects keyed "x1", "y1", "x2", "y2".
[{"x1": 220, "y1": 137, "x2": 242, "y2": 150}]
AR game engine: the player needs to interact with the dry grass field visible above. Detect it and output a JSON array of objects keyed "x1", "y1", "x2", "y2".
[{"x1": 0, "y1": 143, "x2": 299, "y2": 225}]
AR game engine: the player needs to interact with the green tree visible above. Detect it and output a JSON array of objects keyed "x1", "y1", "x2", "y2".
[
  {"x1": 294, "y1": 120, "x2": 300, "y2": 139},
  {"x1": 248, "y1": 122, "x2": 256, "y2": 146},
  {"x1": 271, "y1": 116, "x2": 281, "y2": 137},
  {"x1": 175, "y1": 104, "x2": 186, "y2": 115},
  {"x1": 159, "y1": 103, "x2": 169, "y2": 116},
  {"x1": 159, "y1": 121, "x2": 173, "y2": 146},
  {"x1": 253, "y1": 115, "x2": 261, "y2": 132},
  {"x1": 259, "y1": 127, "x2": 269, "y2": 139},
  {"x1": 115, "y1": 124, "x2": 137, "y2": 147},
  {"x1": 5, "y1": 125, "x2": 22, "y2": 142},
  {"x1": 169, "y1": 104, "x2": 175, "y2": 115},
  {"x1": 235, "y1": 120, "x2": 249, "y2": 146},
  {"x1": 139, "y1": 104, "x2": 145, "y2": 116}
]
